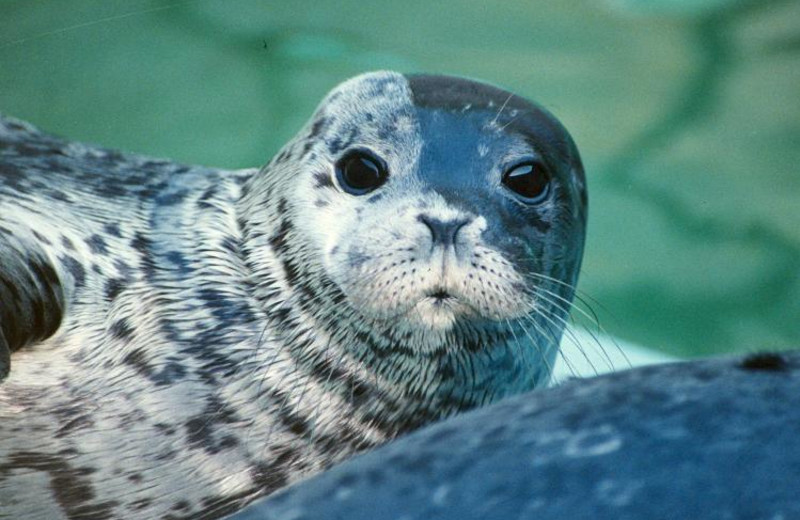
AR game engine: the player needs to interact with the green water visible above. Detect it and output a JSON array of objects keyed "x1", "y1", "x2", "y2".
[{"x1": 1, "y1": 0, "x2": 798, "y2": 357}]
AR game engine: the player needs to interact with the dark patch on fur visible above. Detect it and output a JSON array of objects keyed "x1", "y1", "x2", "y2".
[
  {"x1": 110, "y1": 318, "x2": 134, "y2": 340},
  {"x1": 122, "y1": 347, "x2": 187, "y2": 386},
  {"x1": 165, "y1": 250, "x2": 190, "y2": 273},
  {"x1": 301, "y1": 140, "x2": 314, "y2": 157},
  {"x1": 113, "y1": 259, "x2": 133, "y2": 277},
  {"x1": 155, "y1": 448, "x2": 178, "y2": 461},
  {"x1": 93, "y1": 181, "x2": 129, "y2": 198},
  {"x1": 47, "y1": 189, "x2": 72, "y2": 203},
  {"x1": 276, "y1": 197, "x2": 288, "y2": 215},
  {"x1": 55, "y1": 413, "x2": 96, "y2": 439},
  {"x1": 130, "y1": 497, "x2": 153, "y2": 511},
  {"x1": 326, "y1": 124, "x2": 360, "y2": 156},
  {"x1": 199, "y1": 185, "x2": 217, "y2": 201},
  {"x1": 104, "y1": 278, "x2": 126, "y2": 301},
  {"x1": 103, "y1": 223, "x2": 122, "y2": 238},
  {"x1": 269, "y1": 217, "x2": 292, "y2": 255},
  {"x1": 171, "y1": 500, "x2": 191, "y2": 512},
  {"x1": 153, "y1": 422, "x2": 176, "y2": 436},
  {"x1": 363, "y1": 75, "x2": 395, "y2": 95},
  {"x1": 303, "y1": 350, "x2": 374, "y2": 410},
  {"x1": 130, "y1": 232, "x2": 157, "y2": 280},
  {"x1": 195, "y1": 286, "x2": 255, "y2": 324},
  {"x1": 307, "y1": 116, "x2": 328, "y2": 140},
  {"x1": 32, "y1": 230, "x2": 51, "y2": 245},
  {"x1": 314, "y1": 171, "x2": 334, "y2": 189},
  {"x1": 86, "y1": 234, "x2": 109, "y2": 255},
  {"x1": 272, "y1": 149, "x2": 291, "y2": 165},
  {"x1": 184, "y1": 396, "x2": 242, "y2": 455},
  {"x1": 219, "y1": 236, "x2": 238, "y2": 255},
  {"x1": 740, "y1": 352, "x2": 787, "y2": 372},
  {"x1": 121, "y1": 347, "x2": 151, "y2": 376},
  {"x1": 0, "y1": 452, "x2": 120, "y2": 519},
  {"x1": 155, "y1": 189, "x2": 189, "y2": 206},
  {"x1": 280, "y1": 254, "x2": 301, "y2": 288},
  {"x1": 61, "y1": 235, "x2": 76, "y2": 251},
  {"x1": 249, "y1": 447, "x2": 296, "y2": 493},
  {"x1": 59, "y1": 255, "x2": 86, "y2": 288}
]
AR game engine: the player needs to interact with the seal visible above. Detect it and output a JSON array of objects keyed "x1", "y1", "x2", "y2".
[
  {"x1": 230, "y1": 352, "x2": 800, "y2": 520},
  {"x1": 0, "y1": 71, "x2": 587, "y2": 519}
]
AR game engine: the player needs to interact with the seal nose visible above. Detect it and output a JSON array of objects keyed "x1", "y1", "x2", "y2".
[{"x1": 417, "y1": 214, "x2": 471, "y2": 248}]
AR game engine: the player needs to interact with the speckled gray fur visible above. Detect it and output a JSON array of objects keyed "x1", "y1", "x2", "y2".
[
  {"x1": 0, "y1": 72, "x2": 586, "y2": 519},
  {"x1": 230, "y1": 351, "x2": 800, "y2": 520}
]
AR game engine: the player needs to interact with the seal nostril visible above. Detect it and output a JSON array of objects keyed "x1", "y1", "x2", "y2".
[{"x1": 417, "y1": 214, "x2": 470, "y2": 247}]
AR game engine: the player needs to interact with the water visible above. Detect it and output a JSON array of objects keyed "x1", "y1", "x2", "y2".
[{"x1": 1, "y1": 0, "x2": 798, "y2": 358}]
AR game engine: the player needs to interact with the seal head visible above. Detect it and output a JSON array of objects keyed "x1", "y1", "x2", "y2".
[{"x1": 238, "y1": 71, "x2": 587, "y2": 424}]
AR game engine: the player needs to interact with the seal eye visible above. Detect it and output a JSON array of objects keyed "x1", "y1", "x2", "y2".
[
  {"x1": 502, "y1": 162, "x2": 551, "y2": 203},
  {"x1": 335, "y1": 150, "x2": 388, "y2": 195}
]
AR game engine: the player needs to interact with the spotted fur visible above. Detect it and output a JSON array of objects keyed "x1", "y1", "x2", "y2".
[{"x1": 0, "y1": 72, "x2": 586, "y2": 519}]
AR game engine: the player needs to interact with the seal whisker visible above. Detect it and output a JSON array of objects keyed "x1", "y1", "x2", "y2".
[
  {"x1": 516, "y1": 284, "x2": 597, "y2": 376},
  {"x1": 491, "y1": 92, "x2": 515, "y2": 126},
  {"x1": 498, "y1": 115, "x2": 519, "y2": 132},
  {"x1": 524, "y1": 275, "x2": 630, "y2": 370},
  {"x1": 523, "y1": 271, "x2": 613, "y2": 339},
  {"x1": 532, "y1": 287, "x2": 620, "y2": 373},
  {"x1": 503, "y1": 317, "x2": 544, "y2": 387},
  {"x1": 511, "y1": 314, "x2": 560, "y2": 378}
]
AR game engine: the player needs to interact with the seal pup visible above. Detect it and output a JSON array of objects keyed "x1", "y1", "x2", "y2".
[{"x1": 0, "y1": 71, "x2": 587, "y2": 519}]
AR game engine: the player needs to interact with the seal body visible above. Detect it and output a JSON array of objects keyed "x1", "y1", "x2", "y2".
[
  {"x1": 230, "y1": 352, "x2": 800, "y2": 520},
  {"x1": 0, "y1": 72, "x2": 586, "y2": 519}
]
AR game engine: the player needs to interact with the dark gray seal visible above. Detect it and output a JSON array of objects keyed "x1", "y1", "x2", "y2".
[
  {"x1": 230, "y1": 352, "x2": 800, "y2": 520},
  {"x1": 0, "y1": 71, "x2": 586, "y2": 519}
]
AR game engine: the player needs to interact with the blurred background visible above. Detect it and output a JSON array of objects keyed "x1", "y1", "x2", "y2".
[{"x1": 1, "y1": 0, "x2": 798, "y2": 361}]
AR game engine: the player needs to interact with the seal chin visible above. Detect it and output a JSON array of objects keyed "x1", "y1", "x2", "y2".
[
  {"x1": 400, "y1": 284, "x2": 514, "y2": 331},
  {"x1": 405, "y1": 303, "x2": 457, "y2": 330},
  {"x1": 406, "y1": 290, "x2": 470, "y2": 330}
]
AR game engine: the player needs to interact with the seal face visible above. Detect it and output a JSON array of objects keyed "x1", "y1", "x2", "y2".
[{"x1": 0, "y1": 71, "x2": 586, "y2": 519}]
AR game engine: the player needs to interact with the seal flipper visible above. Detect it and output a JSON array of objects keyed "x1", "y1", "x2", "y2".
[
  {"x1": 1, "y1": 116, "x2": 69, "y2": 382},
  {"x1": 0, "y1": 241, "x2": 65, "y2": 382},
  {"x1": 0, "y1": 328, "x2": 9, "y2": 380}
]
